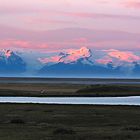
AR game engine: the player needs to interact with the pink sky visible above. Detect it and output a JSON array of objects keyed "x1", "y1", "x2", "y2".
[
  {"x1": 0, "y1": 0, "x2": 140, "y2": 32},
  {"x1": 0, "y1": 0, "x2": 140, "y2": 54}
]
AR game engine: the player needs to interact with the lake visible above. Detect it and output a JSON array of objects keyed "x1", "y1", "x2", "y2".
[{"x1": 0, "y1": 96, "x2": 140, "y2": 106}]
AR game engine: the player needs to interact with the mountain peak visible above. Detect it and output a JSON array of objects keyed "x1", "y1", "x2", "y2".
[
  {"x1": 68, "y1": 47, "x2": 92, "y2": 58},
  {"x1": 39, "y1": 47, "x2": 93, "y2": 64},
  {"x1": 4, "y1": 50, "x2": 13, "y2": 58},
  {"x1": 0, "y1": 49, "x2": 26, "y2": 73},
  {"x1": 0, "y1": 49, "x2": 13, "y2": 58}
]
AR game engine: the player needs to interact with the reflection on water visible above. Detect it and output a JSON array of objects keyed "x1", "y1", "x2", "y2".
[{"x1": 0, "y1": 96, "x2": 140, "y2": 106}]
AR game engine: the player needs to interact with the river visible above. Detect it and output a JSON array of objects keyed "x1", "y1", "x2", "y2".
[{"x1": 0, "y1": 96, "x2": 140, "y2": 106}]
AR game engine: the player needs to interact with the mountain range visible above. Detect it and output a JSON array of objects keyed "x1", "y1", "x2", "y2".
[
  {"x1": 0, "y1": 47, "x2": 139, "y2": 77},
  {"x1": 38, "y1": 47, "x2": 140, "y2": 77}
]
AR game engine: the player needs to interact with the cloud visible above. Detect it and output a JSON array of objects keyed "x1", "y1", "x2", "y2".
[
  {"x1": 0, "y1": 39, "x2": 31, "y2": 49},
  {"x1": 27, "y1": 18, "x2": 73, "y2": 25},
  {"x1": 0, "y1": 27, "x2": 140, "y2": 53},
  {"x1": 61, "y1": 11, "x2": 140, "y2": 20},
  {"x1": 123, "y1": 1, "x2": 140, "y2": 9},
  {"x1": 0, "y1": 39, "x2": 50, "y2": 51}
]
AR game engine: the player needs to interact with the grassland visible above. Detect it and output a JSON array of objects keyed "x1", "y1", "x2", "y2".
[
  {"x1": 0, "y1": 78, "x2": 140, "y2": 140},
  {"x1": 0, "y1": 83, "x2": 140, "y2": 97},
  {"x1": 0, "y1": 104, "x2": 139, "y2": 140}
]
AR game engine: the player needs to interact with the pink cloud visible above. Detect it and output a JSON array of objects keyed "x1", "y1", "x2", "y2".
[
  {"x1": 61, "y1": 11, "x2": 140, "y2": 20},
  {"x1": 72, "y1": 38, "x2": 88, "y2": 45},
  {"x1": 0, "y1": 39, "x2": 31, "y2": 49},
  {"x1": 123, "y1": 1, "x2": 140, "y2": 9},
  {"x1": 27, "y1": 17, "x2": 73, "y2": 25},
  {"x1": 0, "y1": 25, "x2": 140, "y2": 51},
  {"x1": 0, "y1": 39, "x2": 50, "y2": 51}
]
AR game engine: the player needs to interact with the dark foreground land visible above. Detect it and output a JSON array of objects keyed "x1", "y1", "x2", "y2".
[{"x1": 0, "y1": 104, "x2": 140, "y2": 140}]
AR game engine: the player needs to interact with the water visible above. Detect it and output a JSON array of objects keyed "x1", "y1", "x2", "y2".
[{"x1": 0, "y1": 96, "x2": 140, "y2": 106}]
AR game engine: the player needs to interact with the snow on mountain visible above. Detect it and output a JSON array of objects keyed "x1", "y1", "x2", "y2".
[
  {"x1": 96, "y1": 49, "x2": 140, "y2": 67},
  {"x1": 38, "y1": 47, "x2": 112, "y2": 76},
  {"x1": 0, "y1": 47, "x2": 139, "y2": 77},
  {"x1": 38, "y1": 47, "x2": 140, "y2": 77},
  {"x1": 39, "y1": 47, "x2": 140, "y2": 68},
  {"x1": 0, "y1": 49, "x2": 26, "y2": 73},
  {"x1": 38, "y1": 47, "x2": 94, "y2": 65}
]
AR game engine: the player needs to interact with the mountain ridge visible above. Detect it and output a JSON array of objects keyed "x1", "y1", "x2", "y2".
[
  {"x1": 0, "y1": 49, "x2": 26, "y2": 74},
  {"x1": 0, "y1": 48, "x2": 139, "y2": 77}
]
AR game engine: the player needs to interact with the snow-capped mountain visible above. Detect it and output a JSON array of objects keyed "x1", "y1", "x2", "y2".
[
  {"x1": 96, "y1": 49, "x2": 140, "y2": 67},
  {"x1": 39, "y1": 47, "x2": 94, "y2": 65},
  {"x1": 0, "y1": 47, "x2": 139, "y2": 77},
  {"x1": 38, "y1": 47, "x2": 116, "y2": 77},
  {"x1": 38, "y1": 47, "x2": 140, "y2": 77},
  {"x1": 0, "y1": 50, "x2": 26, "y2": 74}
]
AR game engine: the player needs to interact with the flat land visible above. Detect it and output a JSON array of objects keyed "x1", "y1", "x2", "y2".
[
  {"x1": 0, "y1": 82, "x2": 140, "y2": 97},
  {"x1": 0, "y1": 104, "x2": 140, "y2": 140},
  {"x1": 0, "y1": 78, "x2": 140, "y2": 140},
  {"x1": 0, "y1": 77, "x2": 140, "y2": 97}
]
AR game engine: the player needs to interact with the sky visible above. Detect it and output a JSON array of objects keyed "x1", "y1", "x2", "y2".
[{"x1": 0, "y1": 0, "x2": 140, "y2": 56}]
